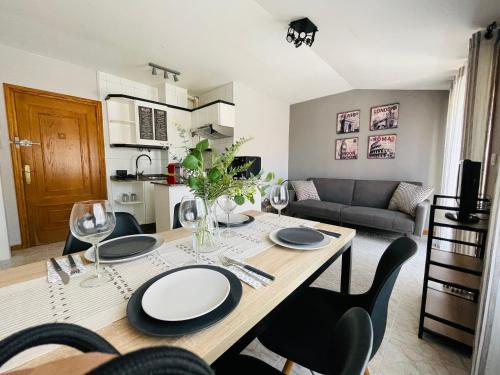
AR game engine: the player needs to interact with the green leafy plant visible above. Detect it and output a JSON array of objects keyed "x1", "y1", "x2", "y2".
[{"x1": 180, "y1": 137, "x2": 274, "y2": 204}]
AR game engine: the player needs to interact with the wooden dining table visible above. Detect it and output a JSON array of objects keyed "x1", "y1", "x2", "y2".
[{"x1": 0, "y1": 211, "x2": 355, "y2": 371}]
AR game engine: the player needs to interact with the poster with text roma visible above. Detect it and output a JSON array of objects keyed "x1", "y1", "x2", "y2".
[
  {"x1": 370, "y1": 103, "x2": 399, "y2": 130},
  {"x1": 368, "y1": 134, "x2": 397, "y2": 159},
  {"x1": 335, "y1": 137, "x2": 358, "y2": 160}
]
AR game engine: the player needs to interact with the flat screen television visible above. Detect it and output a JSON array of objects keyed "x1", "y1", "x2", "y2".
[{"x1": 445, "y1": 159, "x2": 481, "y2": 223}]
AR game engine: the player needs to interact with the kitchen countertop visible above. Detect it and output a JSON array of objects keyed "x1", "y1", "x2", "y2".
[
  {"x1": 110, "y1": 174, "x2": 168, "y2": 182},
  {"x1": 151, "y1": 181, "x2": 187, "y2": 187}
]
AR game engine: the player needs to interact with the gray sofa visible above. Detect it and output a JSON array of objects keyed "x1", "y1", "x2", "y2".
[{"x1": 289, "y1": 178, "x2": 429, "y2": 236}]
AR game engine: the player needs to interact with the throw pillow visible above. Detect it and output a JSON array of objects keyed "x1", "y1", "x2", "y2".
[
  {"x1": 388, "y1": 182, "x2": 433, "y2": 217},
  {"x1": 291, "y1": 180, "x2": 321, "y2": 201}
]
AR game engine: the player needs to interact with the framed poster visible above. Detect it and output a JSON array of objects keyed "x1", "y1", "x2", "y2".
[
  {"x1": 336, "y1": 110, "x2": 360, "y2": 134},
  {"x1": 370, "y1": 103, "x2": 399, "y2": 130},
  {"x1": 367, "y1": 134, "x2": 397, "y2": 159},
  {"x1": 335, "y1": 137, "x2": 358, "y2": 160},
  {"x1": 154, "y1": 108, "x2": 168, "y2": 141},
  {"x1": 138, "y1": 106, "x2": 154, "y2": 140}
]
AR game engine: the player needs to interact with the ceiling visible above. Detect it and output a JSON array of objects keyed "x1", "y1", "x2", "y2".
[{"x1": 0, "y1": 0, "x2": 497, "y2": 104}]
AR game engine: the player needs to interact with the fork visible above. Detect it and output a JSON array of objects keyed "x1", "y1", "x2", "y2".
[{"x1": 67, "y1": 254, "x2": 80, "y2": 276}]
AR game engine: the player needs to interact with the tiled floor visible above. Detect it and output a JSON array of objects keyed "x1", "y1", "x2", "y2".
[
  {"x1": 0, "y1": 241, "x2": 64, "y2": 270},
  {"x1": 0, "y1": 230, "x2": 471, "y2": 374}
]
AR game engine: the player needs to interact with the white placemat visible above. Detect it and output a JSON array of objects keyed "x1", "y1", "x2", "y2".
[{"x1": 0, "y1": 213, "x2": 319, "y2": 371}]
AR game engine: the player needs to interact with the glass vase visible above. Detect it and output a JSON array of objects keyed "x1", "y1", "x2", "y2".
[{"x1": 197, "y1": 198, "x2": 220, "y2": 253}]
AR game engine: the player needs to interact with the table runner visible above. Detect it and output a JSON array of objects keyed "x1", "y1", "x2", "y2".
[{"x1": 0, "y1": 213, "x2": 319, "y2": 371}]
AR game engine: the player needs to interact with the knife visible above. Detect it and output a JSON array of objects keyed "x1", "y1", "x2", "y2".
[
  {"x1": 301, "y1": 225, "x2": 341, "y2": 238},
  {"x1": 224, "y1": 256, "x2": 275, "y2": 281},
  {"x1": 315, "y1": 228, "x2": 341, "y2": 238},
  {"x1": 50, "y1": 258, "x2": 70, "y2": 285}
]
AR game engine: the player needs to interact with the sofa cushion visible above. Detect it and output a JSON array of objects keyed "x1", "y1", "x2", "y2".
[
  {"x1": 341, "y1": 206, "x2": 415, "y2": 233},
  {"x1": 388, "y1": 182, "x2": 434, "y2": 217},
  {"x1": 289, "y1": 200, "x2": 346, "y2": 222},
  {"x1": 309, "y1": 178, "x2": 355, "y2": 205},
  {"x1": 352, "y1": 180, "x2": 422, "y2": 208},
  {"x1": 290, "y1": 180, "x2": 320, "y2": 201}
]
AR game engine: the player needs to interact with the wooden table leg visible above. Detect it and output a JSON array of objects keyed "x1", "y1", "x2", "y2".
[{"x1": 341, "y1": 245, "x2": 351, "y2": 294}]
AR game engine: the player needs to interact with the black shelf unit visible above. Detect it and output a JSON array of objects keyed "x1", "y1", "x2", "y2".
[{"x1": 418, "y1": 194, "x2": 489, "y2": 351}]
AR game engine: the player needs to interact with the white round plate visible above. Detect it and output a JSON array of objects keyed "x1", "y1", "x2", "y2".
[
  {"x1": 84, "y1": 234, "x2": 164, "y2": 264},
  {"x1": 141, "y1": 268, "x2": 231, "y2": 321},
  {"x1": 269, "y1": 229, "x2": 332, "y2": 250}
]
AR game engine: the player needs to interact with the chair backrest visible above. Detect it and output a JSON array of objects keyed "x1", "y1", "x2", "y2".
[
  {"x1": 173, "y1": 203, "x2": 182, "y2": 229},
  {"x1": 63, "y1": 212, "x2": 144, "y2": 255},
  {"x1": 0, "y1": 323, "x2": 119, "y2": 368},
  {"x1": 330, "y1": 307, "x2": 373, "y2": 375},
  {"x1": 363, "y1": 236, "x2": 417, "y2": 357},
  {"x1": 88, "y1": 346, "x2": 213, "y2": 375}
]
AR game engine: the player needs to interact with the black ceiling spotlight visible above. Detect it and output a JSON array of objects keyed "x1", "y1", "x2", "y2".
[
  {"x1": 286, "y1": 17, "x2": 318, "y2": 48},
  {"x1": 484, "y1": 21, "x2": 497, "y2": 40}
]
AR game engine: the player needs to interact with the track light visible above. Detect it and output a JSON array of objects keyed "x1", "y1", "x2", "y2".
[{"x1": 148, "y1": 63, "x2": 181, "y2": 82}]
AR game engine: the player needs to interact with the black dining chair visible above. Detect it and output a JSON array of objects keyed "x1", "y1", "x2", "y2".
[
  {"x1": 0, "y1": 323, "x2": 119, "y2": 368},
  {"x1": 173, "y1": 202, "x2": 182, "y2": 229},
  {"x1": 89, "y1": 346, "x2": 214, "y2": 375},
  {"x1": 257, "y1": 236, "x2": 417, "y2": 375},
  {"x1": 214, "y1": 307, "x2": 373, "y2": 375},
  {"x1": 63, "y1": 211, "x2": 144, "y2": 255}
]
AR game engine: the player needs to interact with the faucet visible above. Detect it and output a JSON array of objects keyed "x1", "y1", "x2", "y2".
[{"x1": 135, "y1": 154, "x2": 152, "y2": 179}]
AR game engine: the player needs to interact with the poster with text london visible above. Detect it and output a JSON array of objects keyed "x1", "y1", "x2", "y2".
[
  {"x1": 370, "y1": 103, "x2": 399, "y2": 130},
  {"x1": 335, "y1": 137, "x2": 358, "y2": 160},
  {"x1": 367, "y1": 134, "x2": 397, "y2": 159}
]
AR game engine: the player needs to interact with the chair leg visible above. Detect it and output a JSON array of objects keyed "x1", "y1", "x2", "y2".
[
  {"x1": 364, "y1": 367, "x2": 370, "y2": 375},
  {"x1": 282, "y1": 359, "x2": 294, "y2": 374}
]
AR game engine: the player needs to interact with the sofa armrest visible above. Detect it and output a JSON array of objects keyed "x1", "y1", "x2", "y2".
[
  {"x1": 413, "y1": 199, "x2": 430, "y2": 236},
  {"x1": 288, "y1": 188, "x2": 297, "y2": 202}
]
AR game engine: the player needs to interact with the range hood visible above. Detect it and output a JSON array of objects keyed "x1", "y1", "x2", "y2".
[{"x1": 191, "y1": 124, "x2": 234, "y2": 139}]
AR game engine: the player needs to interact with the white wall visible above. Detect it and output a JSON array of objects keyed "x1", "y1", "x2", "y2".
[
  {"x1": 233, "y1": 82, "x2": 289, "y2": 181},
  {"x1": 0, "y1": 169, "x2": 10, "y2": 260},
  {"x1": 0, "y1": 44, "x2": 170, "y2": 246},
  {"x1": 289, "y1": 89, "x2": 449, "y2": 189},
  {"x1": 0, "y1": 44, "x2": 100, "y2": 246}
]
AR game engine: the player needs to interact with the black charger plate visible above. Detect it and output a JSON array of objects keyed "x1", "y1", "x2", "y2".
[
  {"x1": 127, "y1": 265, "x2": 242, "y2": 337},
  {"x1": 218, "y1": 214, "x2": 255, "y2": 228},
  {"x1": 277, "y1": 227, "x2": 324, "y2": 245},
  {"x1": 100, "y1": 235, "x2": 156, "y2": 259}
]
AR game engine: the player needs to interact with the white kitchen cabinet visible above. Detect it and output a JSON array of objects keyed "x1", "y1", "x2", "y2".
[
  {"x1": 154, "y1": 183, "x2": 191, "y2": 231},
  {"x1": 192, "y1": 101, "x2": 235, "y2": 128},
  {"x1": 110, "y1": 180, "x2": 157, "y2": 225},
  {"x1": 134, "y1": 100, "x2": 169, "y2": 148}
]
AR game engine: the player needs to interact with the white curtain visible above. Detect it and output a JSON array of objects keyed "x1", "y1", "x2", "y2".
[
  {"x1": 441, "y1": 66, "x2": 467, "y2": 196},
  {"x1": 437, "y1": 67, "x2": 467, "y2": 252}
]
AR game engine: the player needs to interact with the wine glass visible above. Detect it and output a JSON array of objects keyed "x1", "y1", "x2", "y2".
[
  {"x1": 179, "y1": 196, "x2": 207, "y2": 264},
  {"x1": 269, "y1": 183, "x2": 289, "y2": 226},
  {"x1": 217, "y1": 195, "x2": 237, "y2": 238},
  {"x1": 70, "y1": 200, "x2": 116, "y2": 288}
]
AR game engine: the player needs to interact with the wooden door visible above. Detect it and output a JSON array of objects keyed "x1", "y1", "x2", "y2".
[{"x1": 4, "y1": 84, "x2": 106, "y2": 247}]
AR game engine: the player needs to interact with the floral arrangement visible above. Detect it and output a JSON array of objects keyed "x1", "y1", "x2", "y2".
[{"x1": 180, "y1": 137, "x2": 274, "y2": 204}]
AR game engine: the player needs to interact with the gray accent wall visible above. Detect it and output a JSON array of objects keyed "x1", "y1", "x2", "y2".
[{"x1": 289, "y1": 90, "x2": 449, "y2": 189}]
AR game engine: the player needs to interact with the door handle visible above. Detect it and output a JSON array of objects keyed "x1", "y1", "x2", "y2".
[{"x1": 24, "y1": 165, "x2": 31, "y2": 185}]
